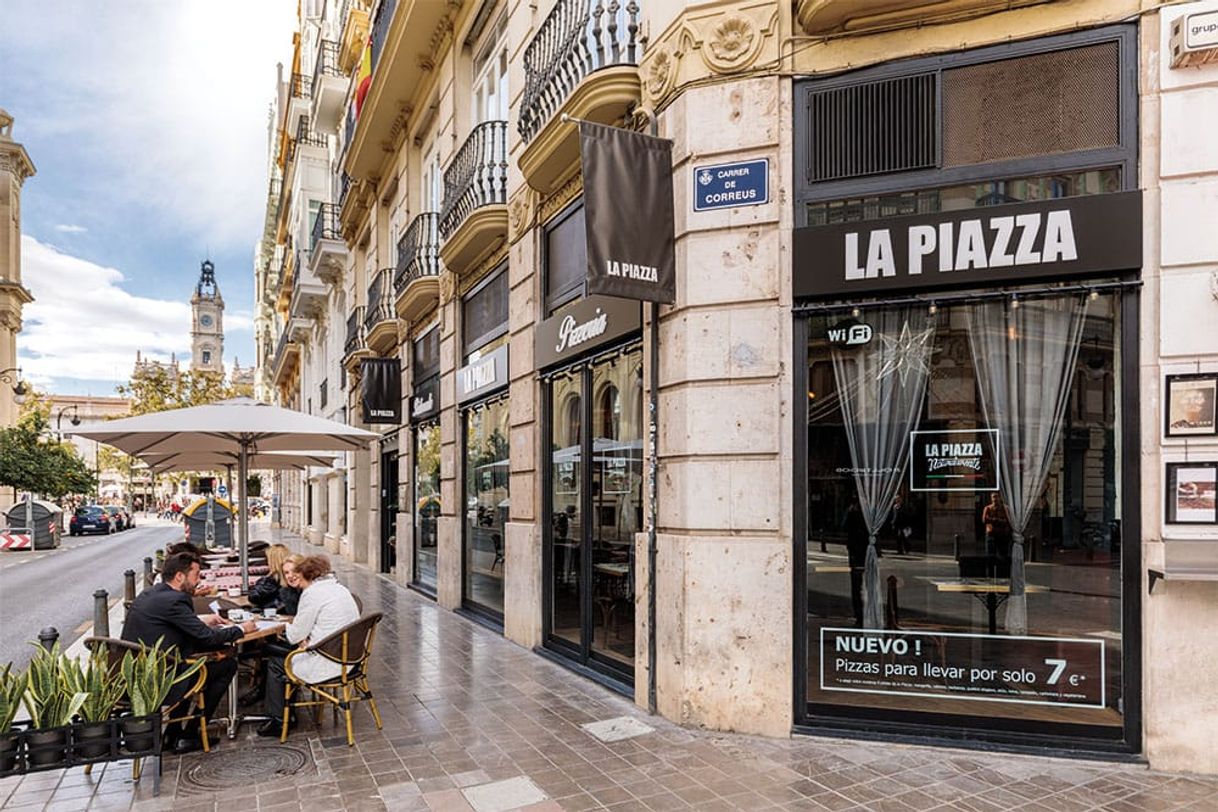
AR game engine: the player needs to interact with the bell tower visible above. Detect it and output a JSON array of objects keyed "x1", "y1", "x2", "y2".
[
  {"x1": 0, "y1": 109, "x2": 35, "y2": 429},
  {"x1": 190, "y1": 259, "x2": 224, "y2": 373}
]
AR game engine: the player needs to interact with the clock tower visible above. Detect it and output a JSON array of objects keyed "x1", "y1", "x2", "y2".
[{"x1": 190, "y1": 259, "x2": 224, "y2": 373}]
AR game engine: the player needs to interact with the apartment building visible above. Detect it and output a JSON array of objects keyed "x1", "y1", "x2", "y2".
[{"x1": 256, "y1": 0, "x2": 1218, "y2": 774}]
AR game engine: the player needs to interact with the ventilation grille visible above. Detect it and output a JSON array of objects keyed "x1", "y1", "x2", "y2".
[
  {"x1": 807, "y1": 73, "x2": 938, "y2": 183},
  {"x1": 942, "y1": 42, "x2": 1120, "y2": 167}
]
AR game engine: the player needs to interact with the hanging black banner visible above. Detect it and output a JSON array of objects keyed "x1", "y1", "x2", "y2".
[
  {"x1": 578, "y1": 120, "x2": 677, "y2": 304},
  {"x1": 360, "y1": 358, "x2": 401, "y2": 424}
]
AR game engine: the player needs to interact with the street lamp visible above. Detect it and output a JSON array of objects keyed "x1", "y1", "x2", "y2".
[
  {"x1": 0, "y1": 367, "x2": 27, "y2": 403},
  {"x1": 55, "y1": 404, "x2": 81, "y2": 439}
]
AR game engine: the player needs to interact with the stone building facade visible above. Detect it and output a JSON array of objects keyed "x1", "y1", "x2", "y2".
[
  {"x1": 256, "y1": 0, "x2": 1218, "y2": 774},
  {"x1": 0, "y1": 109, "x2": 35, "y2": 435}
]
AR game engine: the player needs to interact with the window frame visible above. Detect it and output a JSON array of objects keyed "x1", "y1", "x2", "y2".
[{"x1": 542, "y1": 198, "x2": 587, "y2": 315}]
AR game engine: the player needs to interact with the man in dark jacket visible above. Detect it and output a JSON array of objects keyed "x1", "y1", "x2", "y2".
[{"x1": 122, "y1": 552, "x2": 256, "y2": 753}]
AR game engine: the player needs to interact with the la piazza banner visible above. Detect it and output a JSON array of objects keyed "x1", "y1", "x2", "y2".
[{"x1": 793, "y1": 191, "x2": 1142, "y2": 298}]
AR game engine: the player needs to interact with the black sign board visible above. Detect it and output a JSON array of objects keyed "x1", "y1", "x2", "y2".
[
  {"x1": 456, "y1": 344, "x2": 508, "y2": 405},
  {"x1": 410, "y1": 375, "x2": 438, "y2": 422},
  {"x1": 360, "y1": 358, "x2": 401, "y2": 424},
  {"x1": 578, "y1": 121, "x2": 677, "y2": 304},
  {"x1": 910, "y1": 428, "x2": 1000, "y2": 492},
  {"x1": 793, "y1": 191, "x2": 1142, "y2": 298},
  {"x1": 535, "y1": 295, "x2": 642, "y2": 370}
]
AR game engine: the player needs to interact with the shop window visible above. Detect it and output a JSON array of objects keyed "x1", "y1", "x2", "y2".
[
  {"x1": 413, "y1": 419, "x2": 440, "y2": 594},
  {"x1": 413, "y1": 326, "x2": 440, "y2": 381},
  {"x1": 598, "y1": 384, "x2": 620, "y2": 441},
  {"x1": 463, "y1": 268, "x2": 508, "y2": 353},
  {"x1": 544, "y1": 202, "x2": 586, "y2": 314},
  {"x1": 463, "y1": 395, "x2": 509, "y2": 617}
]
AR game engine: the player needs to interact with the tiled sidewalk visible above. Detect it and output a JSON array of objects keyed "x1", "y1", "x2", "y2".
[{"x1": 3, "y1": 529, "x2": 1217, "y2": 812}]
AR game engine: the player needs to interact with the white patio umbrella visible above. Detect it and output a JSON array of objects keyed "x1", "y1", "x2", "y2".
[
  {"x1": 141, "y1": 450, "x2": 336, "y2": 475},
  {"x1": 71, "y1": 398, "x2": 376, "y2": 589}
]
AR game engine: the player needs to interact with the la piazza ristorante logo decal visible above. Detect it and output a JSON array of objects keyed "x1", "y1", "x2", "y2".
[{"x1": 793, "y1": 192, "x2": 1142, "y2": 297}]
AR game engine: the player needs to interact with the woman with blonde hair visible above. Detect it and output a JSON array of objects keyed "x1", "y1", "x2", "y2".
[{"x1": 249, "y1": 545, "x2": 303, "y2": 616}]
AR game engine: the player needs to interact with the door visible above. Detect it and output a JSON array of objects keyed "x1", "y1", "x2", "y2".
[
  {"x1": 545, "y1": 344, "x2": 643, "y2": 682},
  {"x1": 379, "y1": 448, "x2": 398, "y2": 574}
]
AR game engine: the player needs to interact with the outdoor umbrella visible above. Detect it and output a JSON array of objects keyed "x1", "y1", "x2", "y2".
[
  {"x1": 142, "y1": 450, "x2": 337, "y2": 513},
  {"x1": 71, "y1": 398, "x2": 376, "y2": 589}
]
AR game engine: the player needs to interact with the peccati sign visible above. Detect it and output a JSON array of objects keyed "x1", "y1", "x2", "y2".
[{"x1": 793, "y1": 191, "x2": 1142, "y2": 298}]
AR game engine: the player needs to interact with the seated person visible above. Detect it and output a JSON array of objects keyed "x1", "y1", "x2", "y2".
[
  {"x1": 122, "y1": 552, "x2": 257, "y2": 753},
  {"x1": 257, "y1": 555, "x2": 359, "y2": 736},
  {"x1": 249, "y1": 545, "x2": 303, "y2": 616}
]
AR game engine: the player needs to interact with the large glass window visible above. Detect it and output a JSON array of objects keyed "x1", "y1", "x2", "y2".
[
  {"x1": 544, "y1": 203, "x2": 586, "y2": 313},
  {"x1": 804, "y1": 290, "x2": 1125, "y2": 737},
  {"x1": 413, "y1": 419, "x2": 440, "y2": 593},
  {"x1": 464, "y1": 395, "x2": 509, "y2": 616}
]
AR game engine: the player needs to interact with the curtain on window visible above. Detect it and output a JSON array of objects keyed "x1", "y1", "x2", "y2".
[
  {"x1": 831, "y1": 308, "x2": 935, "y2": 628},
  {"x1": 966, "y1": 295, "x2": 1089, "y2": 635}
]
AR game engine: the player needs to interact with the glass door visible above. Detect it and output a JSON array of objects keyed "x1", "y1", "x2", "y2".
[
  {"x1": 413, "y1": 419, "x2": 440, "y2": 594},
  {"x1": 545, "y1": 344, "x2": 642, "y2": 682},
  {"x1": 379, "y1": 448, "x2": 398, "y2": 574}
]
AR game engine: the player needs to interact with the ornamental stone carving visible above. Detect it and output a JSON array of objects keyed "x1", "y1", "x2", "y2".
[
  {"x1": 507, "y1": 189, "x2": 535, "y2": 244},
  {"x1": 706, "y1": 15, "x2": 756, "y2": 68},
  {"x1": 644, "y1": 48, "x2": 676, "y2": 100}
]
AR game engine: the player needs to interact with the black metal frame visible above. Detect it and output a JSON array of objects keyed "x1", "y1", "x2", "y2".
[
  {"x1": 542, "y1": 198, "x2": 586, "y2": 316},
  {"x1": 1164, "y1": 373, "x2": 1218, "y2": 437},
  {"x1": 539, "y1": 339, "x2": 643, "y2": 687},
  {"x1": 0, "y1": 714, "x2": 162, "y2": 780},
  {"x1": 791, "y1": 22, "x2": 1143, "y2": 755},
  {"x1": 462, "y1": 264, "x2": 510, "y2": 359},
  {"x1": 1164, "y1": 461, "x2": 1218, "y2": 525},
  {"x1": 379, "y1": 445, "x2": 398, "y2": 574},
  {"x1": 410, "y1": 414, "x2": 441, "y2": 599},
  {"x1": 459, "y1": 390, "x2": 510, "y2": 627}
]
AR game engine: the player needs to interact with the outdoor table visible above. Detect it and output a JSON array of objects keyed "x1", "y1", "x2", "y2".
[
  {"x1": 924, "y1": 578, "x2": 1049, "y2": 634},
  {"x1": 197, "y1": 606, "x2": 287, "y2": 738}
]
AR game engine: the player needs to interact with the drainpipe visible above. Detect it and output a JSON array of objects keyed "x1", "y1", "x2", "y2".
[{"x1": 640, "y1": 109, "x2": 661, "y2": 718}]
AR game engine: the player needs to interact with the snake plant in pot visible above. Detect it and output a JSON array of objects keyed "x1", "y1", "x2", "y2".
[
  {"x1": 0, "y1": 664, "x2": 26, "y2": 772},
  {"x1": 62, "y1": 652, "x2": 125, "y2": 759},
  {"x1": 118, "y1": 640, "x2": 203, "y2": 753},
  {"x1": 23, "y1": 644, "x2": 87, "y2": 768}
]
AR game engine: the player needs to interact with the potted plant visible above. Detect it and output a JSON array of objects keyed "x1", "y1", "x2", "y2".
[
  {"x1": 118, "y1": 641, "x2": 202, "y2": 753},
  {"x1": 0, "y1": 664, "x2": 25, "y2": 773},
  {"x1": 62, "y1": 653, "x2": 125, "y2": 759},
  {"x1": 23, "y1": 644, "x2": 87, "y2": 768}
]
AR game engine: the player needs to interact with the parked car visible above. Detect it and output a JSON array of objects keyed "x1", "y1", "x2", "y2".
[
  {"x1": 104, "y1": 506, "x2": 127, "y2": 531},
  {"x1": 70, "y1": 505, "x2": 114, "y2": 536},
  {"x1": 125, "y1": 508, "x2": 136, "y2": 529}
]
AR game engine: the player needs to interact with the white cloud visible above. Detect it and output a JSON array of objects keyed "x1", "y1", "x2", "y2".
[
  {"x1": 17, "y1": 236, "x2": 192, "y2": 384},
  {"x1": 53, "y1": 224, "x2": 87, "y2": 234}
]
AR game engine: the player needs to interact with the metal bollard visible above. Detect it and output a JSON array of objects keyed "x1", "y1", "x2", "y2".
[
  {"x1": 124, "y1": 569, "x2": 136, "y2": 615},
  {"x1": 93, "y1": 589, "x2": 110, "y2": 638},
  {"x1": 144, "y1": 557, "x2": 154, "y2": 587},
  {"x1": 38, "y1": 627, "x2": 59, "y2": 651}
]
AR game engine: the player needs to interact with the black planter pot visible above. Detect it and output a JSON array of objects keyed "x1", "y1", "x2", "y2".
[
  {"x1": 120, "y1": 717, "x2": 155, "y2": 754},
  {"x1": 75, "y1": 721, "x2": 111, "y2": 759},
  {"x1": 26, "y1": 728, "x2": 67, "y2": 768},
  {"x1": 0, "y1": 731, "x2": 17, "y2": 773}
]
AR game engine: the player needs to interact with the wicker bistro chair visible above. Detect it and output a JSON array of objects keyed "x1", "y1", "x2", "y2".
[
  {"x1": 280, "y1": 612, "x2": 383, "y2": 746},
  {"x1": 84, "y1": 637, "x2": 215, "y2": 761}
]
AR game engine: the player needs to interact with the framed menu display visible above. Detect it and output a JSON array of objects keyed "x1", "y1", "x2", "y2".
[{"x1": 1166, "y1": 462, "x2": 1218, "y2": 524}]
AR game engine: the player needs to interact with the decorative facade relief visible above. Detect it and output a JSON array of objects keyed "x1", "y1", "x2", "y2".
[
  {"x1": 640, "y1": 1, "x2": 780, "y2": 110},
  {"x1": 507, "y1": 188, "x2": 535, "y2": 244}
]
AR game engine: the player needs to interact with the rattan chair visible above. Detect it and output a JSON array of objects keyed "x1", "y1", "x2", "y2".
[{"x1": 280, "y1": 612, "x2": 383, "y2": 746}]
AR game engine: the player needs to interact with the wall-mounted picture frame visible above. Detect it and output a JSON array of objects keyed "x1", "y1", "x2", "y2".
[
  {"x1": 1166, "y1": 462, "x2": 1218, "y2": 524},
  {"x1": 1165, "y1": 374, "x2": 1218, "y2": 437}
]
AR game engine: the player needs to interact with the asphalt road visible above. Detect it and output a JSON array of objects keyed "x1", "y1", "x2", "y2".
[{"x1": 0, "y1": 518, "x2": 180, "y2": 671}]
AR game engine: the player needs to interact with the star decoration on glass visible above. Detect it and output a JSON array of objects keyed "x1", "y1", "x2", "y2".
[{"x1": 876, "y1": 322, "x2": 935, "y2": 387}]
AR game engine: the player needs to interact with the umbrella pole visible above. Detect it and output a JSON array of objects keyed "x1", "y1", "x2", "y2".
[
  {"x1": 225, "y1": 464, "x2": 234, "y2": 508},
  {"x1": 239, "y1": 442, "x2": 251, "y2": 593}
]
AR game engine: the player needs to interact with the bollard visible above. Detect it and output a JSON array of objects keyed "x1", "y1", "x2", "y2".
[
  {"x1": 38, "y1": 627, "x2": 59, "y2": 651},
  {"x1": 93, "y1": 589, "x2": 110, "y2": 638},
  {"x1": 124, "y1": 569, "x2": 136, "y2": 616},
  {"x1": 144, "y1": 557, "x2": 154, "y2": 587}
]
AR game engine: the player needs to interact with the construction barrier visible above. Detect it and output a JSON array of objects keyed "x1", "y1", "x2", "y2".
[{"x1": 0, "y1": 530, "x2": 32, "y2": 550}]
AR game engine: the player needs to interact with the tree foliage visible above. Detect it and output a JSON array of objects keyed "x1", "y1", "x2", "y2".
[
  {"x1": 0, "y1": 397, "x2": 97, "y2": 499},
  {"x1": 116, "y1": 367, "x2": 246, "y2": 416}
]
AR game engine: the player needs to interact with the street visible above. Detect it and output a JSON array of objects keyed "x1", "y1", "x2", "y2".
[{"x1": 0, "y1": 517, "x2": 178, "y2": 670}]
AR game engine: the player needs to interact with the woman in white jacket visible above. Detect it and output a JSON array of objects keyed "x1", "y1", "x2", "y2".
[{"x1": 258, "y1": 554, "x2": 359, "y2": 736}]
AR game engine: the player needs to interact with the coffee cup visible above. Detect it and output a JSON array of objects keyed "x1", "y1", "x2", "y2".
[
  {"x1": 262, "y1": 608, "x2": 276, "y2": 619},
  {"x1": 230, "y1": 609, "x2": 247, "y2": 622},
  {"x1": 227, "y1": 587, "x2": 241, "y2": 597}
]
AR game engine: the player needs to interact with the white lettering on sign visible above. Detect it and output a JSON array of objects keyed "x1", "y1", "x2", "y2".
[
  {"x1": 845, "y1": 210, "x2": 1078, "y2": 281},
  {"x1": 369, "y1": 409, "x2": 395, "y2": 418},
  {"x1": 412, "y1": 392, "x2": 434, "y2": 416},
  {"x1": 555, "y1": 308, "x2": 608, "y2": 354},
  {"x1": 605, "y1": 260, "x2": 659, "y2": 283},
  {"x1": 460, "y1": 356, "x2": 497, "y2": 393},
  {"x1": 702, "y1": 188, "x2": 759, "y2": 204}
]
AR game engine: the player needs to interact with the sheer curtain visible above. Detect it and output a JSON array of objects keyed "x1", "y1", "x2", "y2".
[
  {"x1": 966, "y1": 295, "x2": 1089, "y2": 636},
  {"x1": 831, "y1": 308, "x2": 935, "y2": 628}
]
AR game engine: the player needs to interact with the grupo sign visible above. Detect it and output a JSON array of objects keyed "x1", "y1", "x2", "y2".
[
  {"x1": 793, "y1": 192, "x2": 1142, "y2": 298},
  {"x1": 535, "y1": 295, "x2": 641, "y2": 370},
  {"x1": 819, "y1": 628, "x2": 1105, "y2": 708}
]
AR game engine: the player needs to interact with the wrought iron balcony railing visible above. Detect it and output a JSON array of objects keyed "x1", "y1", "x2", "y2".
[
  {"x1": 289, "y1": 72, "x2": 312, "y2": 100},
  {"x1": 370, "y1": 0, "x2": 397, "y2": 72},
  {"x1": 344, "y1": 306, "x2": 366, "y2": 356},
  {"x1": 296, "y1": 116, "x2": 328, "y2": 149},
  {"x1": 439, "y1": 121, "x2": 508, "y2": 240},
  {"x1": 273, "y1": 328, "x2": 293, "y2": 373},
  {"x1": 313, "y1": 40, "x2": 342, "y2": 82},
  {"x1": 394, "y1": 212, "x2": 440, "y2": 294},
  {"x1": 363, "y1": 268, "x2": 395, "y2": 332},
  {"x1": 519, "y1": 0, "x2": 642, "y2": 143},
  {"x1": 311, "y1": 203, "x2": 342, "y2": 251},
  {"x1": 338, "y1": 172, "x2": 353, "y2": 212}
]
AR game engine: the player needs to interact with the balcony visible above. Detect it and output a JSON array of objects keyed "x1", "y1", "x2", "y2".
[
  {"x1": 309, "y1": 203, "x2": 346, "y2": 286},
  {"x1": 311, "y1": 40, "x2": 346, "y2": 132},
  {"x1": 289, "y1": 254, "x2": 328, "y2": 320},
  {"x1": 286, "y1": 72, "x2": 312, "y2": 133},
  {"x1": 438, "y1": 120, "x2": 508, "y2": 274},
  {"x1": 271, "y1": 327, "x2": 301, "y2": 387},
  {"x1": 795, "y1": 0, "x2": 1042, "y2": 34},
  {"x1": 518, "y1": 0, "x2": 643, "y2": 194},
  {"x1": 339, "y1": 0, "x2": 371, "y2": 74},
  {"x1": 344, "y1": 305, "x2": 370, "y2": 366},
  {"x1": 295, "y1": 117, "x2": 328, "y2": 160},
  {"x1": 343, "y1": 0, "x2": 458, "y2": 180},
  {"x1": 363, "y1": 268, "x2": 397, "y2": 354},
  {"x1": 394, "y1": 212, "x2": 440, "y2": 322}
]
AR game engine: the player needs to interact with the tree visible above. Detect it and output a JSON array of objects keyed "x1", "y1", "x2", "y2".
[
  {"x1": 116, "y1": 367, "x2": 247, "y2": 416},
  {"x1": 0, "y1": 399, "x2": 97, "y2": 501}
]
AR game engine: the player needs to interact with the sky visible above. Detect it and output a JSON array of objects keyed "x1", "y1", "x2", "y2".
[{"x1": 0, "y1": 0, "x2": 297, "y2": 396}]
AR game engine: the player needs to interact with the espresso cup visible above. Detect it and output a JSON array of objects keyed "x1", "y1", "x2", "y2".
[{"x1": 230, "y1": 609, "x2": 247, "y2": 622}]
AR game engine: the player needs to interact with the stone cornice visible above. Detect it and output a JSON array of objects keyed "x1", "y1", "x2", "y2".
[{"x1": 0, "y1": 145, "x2": 36, "y2": 184}]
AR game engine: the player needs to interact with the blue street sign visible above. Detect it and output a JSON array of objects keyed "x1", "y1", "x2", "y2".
[{"x1": 693, "y1": 158, "x2": 769, "y2": 212}]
